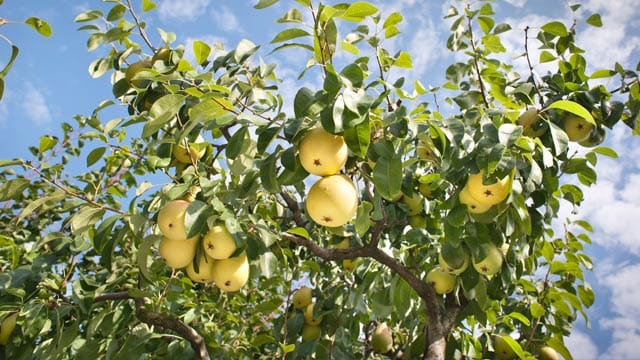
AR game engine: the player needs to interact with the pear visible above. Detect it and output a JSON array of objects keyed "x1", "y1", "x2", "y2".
[
  {"x1": 186, "y1": 255, "x2": 216, "y2": 284},
  {"x1": 472, "y1": 243, "x2": 503, "y2": 276},
  {"x1": 493, "y1": 335, "x2": 516, "y2": 360},
  {"x1": 157, "y1": 199, "x2": 190, "y2": 241},
  {"x1": 459, "y1": 184, "x2": 492, "y2": 214},
  {"x1": 466, "y1": 171, "x2": 511, "y2": 206},
  {"x1": 438, "y1": 249, "x2": 470, "y2": 275},
  {"x1": 563, "y1": 115, "x2": 593, "y2": 142},
  {"x1": 538, "y1": 346, "x2": 558, "y2": 360},
  {"x1": 212, "y1": 252, "x2": 250, "y2": 292},
  {"x1": 306, "y1": 175, "x2": 358, "y2": 227},
  {"x1": 0, "y1": 312, "x2": 18, "y2": 346},
  {"x1": 303, "y1": 302, "x2": 323, "y2": 326},
  {"x1": 202, "y1": 225, "x2": 237, "y2": 260},
  {"x1": 371, "y1": 322, "x2": 393, "y2": 354},
  {"x1": 173, "y1": 135, "x2": 206, "y2": 164},
  {"x1": 298, "y1": 127, "x2": 348, "y2": 176},
  {"x1": 292, "y1": 286, "x2": 313, "y2": 310},
  {"x1": 159, "y1": 235, "x2": 198, "y2": 269},
  {"x1": 301, "y1": 324, "x2": 322, "y2": 341},
  {"x1": 426, "y1": 267, "x2": 457, "y2": 294},
  {"x1": 402, "y1": 192, "x2": 423, "y2": 216}
]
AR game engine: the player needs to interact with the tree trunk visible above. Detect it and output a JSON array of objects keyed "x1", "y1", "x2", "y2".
[
  {"x1": 423, "y1": 295, "x2": 463, "y2": 360},
  {"x1": 424, "y1": 321, "x2": 447, "y2": 360}
]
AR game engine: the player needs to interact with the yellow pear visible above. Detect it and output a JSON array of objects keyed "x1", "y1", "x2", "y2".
[
  {"x1": 186, "y1": 255, "x2": 216, "y2": 284},
  {"x1": 517, "y1": 107, "x2": 547, "y2": 137},
  {"x1": 466, "y1": 171, "x2": 511, "y2": 206},
  {"x1": 402, "y1": 192, "x2": 423, "y2": 216},
  {"x1": 538, "y1": 346, "x2": 559, "y2": 360},
  {"x1": 371, "y1": 322, "x2": 393, "y2": 354},
  {"x1": 342, "y1": 258, "x2": 362, "y2": 272},
  {"x1": 306, "y1": 174, "x2": 358, "y2": 227},
  {"x1": 563, "y1": 115, "x2": 593, "y2": 142},
  {"x1": 157, "y1": 199, "x2": 190, "y2": 241},
  {"x1": 408, "y1": 215, "x2": 427, "y2": 228},
  {"x1": 438, "y1": 250, "x2": 470, "y2": 275},
  {"x1": 459, "y1": 184, "x2": 492, "y2": 213},
  {"x1": 0, "y1": 312, "x2": 18, "y2": 346},
  {"x1": 212, "y1": 252, "x2": 250, "y2": 292},
  {"x1": 292, "y1": 286, "x2": 313, "y2": 310},
  {"x1": 173, "y1": 135, "x2": 206, "y2": 164},
  {"x1": 301, "y1": 324, "x2": 322, "y2": 341},
  {"x1": 202, "y1": 225, "x2": 237, "y2": 260},
  {"x1": 299, "y1": 127, "x2": 348, "y2": 176},
  {"x1": 303, "y1": 302, "x2": 323, "y2": 326},
  {"x1": 426, "y1": 267, "x2": 457, "y2": 294},
  {"x1": 159, "y1": 235, "x2": 198, "y2": 269},
  {"x1": 472, "y1": 243, "x2": 504, "y2": 276}
]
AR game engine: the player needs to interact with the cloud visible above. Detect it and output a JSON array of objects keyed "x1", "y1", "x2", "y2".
[
  {"x1": 597, "y1": 262, "x2": 640, "y2": 359},
  {"x1": 504, "y1": 0, "x2": 527, "y2": 7},
  {"x1": 20, "y1": 83, "x2": 52, "y2": 126},
  {"x1": 210, "y1": 6, "x2": 240, "y2": 33},
  {"x1": 157, "y1": 0, "x2": 210, "y2": 22},
  {"x1": 565, "y1": 330, "x2": 599, "y2": 360}
]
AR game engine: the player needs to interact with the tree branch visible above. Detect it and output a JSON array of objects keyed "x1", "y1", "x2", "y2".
[
  {"x1": 524, "y1": 26, "x2": 545, "y2": 107},
  {"x1": 466, "y1": 10, "x2": 490, "y2": 108}
]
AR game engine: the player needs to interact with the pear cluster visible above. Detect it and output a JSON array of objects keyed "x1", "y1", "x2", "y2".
[
  {"x1": 300, "y1": 128, "x2": 358, "y2": 227},
  {"x1": 291, "y1": 287, "x2": 323, "y2": 341},
  {"x1": 157, "y1": 200, "x2": 249, "y2": 292},
  {"x1": 459, "y1": 171, "x2": 511, "y2": 215}
]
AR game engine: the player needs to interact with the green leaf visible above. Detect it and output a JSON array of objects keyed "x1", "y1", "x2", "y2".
[
  {"x1": 106, "y1": 4, "x2": 126, "y2": 21},
  {"x1": 343, "y1": 116, "x2": 370, "y2": 158},
  {"x1": 226, "y1": 126, "x2": 248, "y2": 160},
  {"x1": 355, "y1": 201, "x2": 373, "y2": 237},
  {"x1": 0, "y1": 45, "x2": 19, "y2": 77},
  {"x1": 591, "y1": 146, "x2": 618, "y2": 158},
  {"x1": 372, "y1": 156, "x2": 402, "y2": 201},
  {"x1": 192, "y1": 40, "x2": 211, "y2": 66},
  {"x1": 270, "y1": 28, "x2": 310, "y2": 43},
  {"x1": 234, "y1": 39, "x2": 259, "y2": 63},
  {"x1": 86, "y1": 147, "x2": 106, "y2": 167},
  {"x1": 394, "y1": 51, "x2": 413, "y2": 68},
  {"x1": 259, "y1": 151, "x2": 280, "y2": 193},
  {"x1": 17, "y1": 191, "x2": 66, "y2": 223},
  {"x1": 548, "y1": 122, "x2": 569, "y2": 155},
  {"x1": 341, "y1": 2, "x2": 378, "y2": 21},
  {"x1": 586, "y1": 13, "x2": 602, "y2": 27},
  {"x1": 137, "y1": 235, "x2": 160, "y2": 283},
  {"x1": 590, "y1": 69, "x2": 615, "y2": 79},
  {"x1": 184, "y1": 200, "x2": 209, "y2": 238},
  {"x1": 0, "y1": 159, "x2": 23, "y2": 168},
  {"x1": 501, "y1": 335, "x2": 525, "y2": 360},
  {"x1": 541, "y1": 21, "x2": 568, "y2": 37},
  {"x1": 277, "y1": 8, "x2": 303, "y2": 23},
  {"x1": 25, "y1": 17, "x2": 52, "y2": 37},
  {"x1": 0, "y1": 178, "x2": 30, "y2": 201},
  {"x1": 383, "y1": 12, "x2": 403, "y2": 28},
  {"x1": 39, "y1": 135, "x2": 58, "y2": 153},
  {"x1": 254, "y1": 0, "x2": 279, "y2": 9},
  {"x1": 142, "y1": 94, "x2": 186, "y2": 137},
  {"x1": 546, "y1": 100, "x2": 595, "y2": 125},
  {"x1": 531, "y1": 302, "x2": 546, "y2": 318},
  {"x1": 481, "y1": 34, "x2": 505, "y2": 53},
  {"x1": 142, "y1": 0, "x2": 157, "y2": 11},
  {"x1": 286, "y1": 227, "x2": 309, "y2": 239},
  {"x1": 539, "y1": 50, "x2": 556, "y2": 63}
]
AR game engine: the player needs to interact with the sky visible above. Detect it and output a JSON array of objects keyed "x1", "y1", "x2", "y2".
[{"x1": 0, "y1": 0, "x2": 639, "y2": 358}]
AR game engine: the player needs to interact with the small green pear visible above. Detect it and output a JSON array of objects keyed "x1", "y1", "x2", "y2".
[
  {"x1": 303, "y1": 302, "x2": 323, "y2": 326},
  {"x1": 371, "y1": 322, "x2": 393, "y2": 354},
  {"x1": 301, "y1": 324, "x2": 322, "y2": 341}
]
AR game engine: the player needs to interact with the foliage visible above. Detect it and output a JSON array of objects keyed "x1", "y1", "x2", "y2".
[{"x1": 0, "y1": 0, "x2": 638, "y2": 359}]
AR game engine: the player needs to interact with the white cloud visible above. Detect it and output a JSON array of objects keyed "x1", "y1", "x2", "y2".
[
  {"x1": 20, "y1": 82, "x2": 52, "y2": 126},
  {"x1": 504, "y1": 0, "x2": 527, "y2": 7},
  {"x1": 157, "y1": 0, "x2": 210, "y2": 22},
  {"x1": 210, "y1": 6, "x2": 240, "y2": 33},
  {"x1": 597, "y1": 263, "x2": 640, "y2": 359},
  {"x1": 565, "y1": 330, "x2": 599, "y2": 360}
]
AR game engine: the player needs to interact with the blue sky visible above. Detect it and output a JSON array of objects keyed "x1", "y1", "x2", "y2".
[{"x1": 0, "y1": 0, "x2": 639, "y2": 358}]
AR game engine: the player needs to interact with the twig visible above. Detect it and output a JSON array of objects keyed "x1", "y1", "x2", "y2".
[
  {"x1": 466, "y1": 9, "x2": 490, "y2": 108},
  {"x1": 375, "y1": 47, "x2": 394, "y2": 112},
  {"x1": 524, "y1": 26, "x2": 545, "y2": 107},
  {"x1": 126, "y1": 0, "x2": 156, "y2": 52}
]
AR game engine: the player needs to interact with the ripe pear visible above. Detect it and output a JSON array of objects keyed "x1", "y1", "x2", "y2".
[
  {"x1": 292, "y1": 287, "x2": 313, "y2": 310},
  {"x1": 472, "y1": 243, "x2": 503, "y2": 276},
  {"x1": 159, "y1": 235, "x2": 198, "y2": 269},
  {"x1": 301, "y1": 324, "x2": 322, "y2": 341},
  {"x1": 563, "y1": 115, "x2": 593, "y2": 142},
  {"x1": 306, "y1": 174, "x2": 358, "y2": 227},
  {"x1": 0, "y1": 312, "x2": 18, "y2": 346},
  {"x1": 202, "y1": 225, "x2": 237, "y2": 260},
  {"x1": 416, "y1": 143, "x2": 437, "y2": 162},
  {"x1": 157, "y1": 199, "x2": 190, "y2": 241},
  {"x1": 538, "y1": 346, "x2": 558, "y2": 360},
  {"x1": 186, "y1": 255, "x2": 216, "y2": 284},
  {"x1": 517, "y1": 107, "x2": 547, "y2": 137},
  {"x1": 459, "y1": 184, "x2": 492, "y2": 214},
  {"x1": 426, "y1": 267, "x2": 457, "y2": 294},
  {"x1": 438, "y1": 249, "x2": 470, "y2": 275},
  {"x1": 493, "y1": 335, "x2": 516, "y2": 360},
  {"x1": 173, "y1": 140, "x2": 206, "y2": 164},
  {"x1": 466, "y1": 171, "x2": 511, "y2": 206},
  {"x1": 212, "y1": 252, "x2": 250, "y2": 292},
  {"x1": 371, "y1": 322, "x2": 393, "y2": 354},
  {"x1": 303, "y1": 302, "x2": 323, "y2": 326},
  {"x1": 402, "y1": 192, "x2": 423, "y2": 216},
  {"x1": 299, "y1": 127, "x2": 348, "y2": 176}
]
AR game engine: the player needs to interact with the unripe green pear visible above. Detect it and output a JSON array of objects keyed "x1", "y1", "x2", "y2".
[
  {"x1": 303, "y1": 302, "x2": 323, "y2": 326},
  {"x1": 186, "y1": 255, "x2": 216, "y2": 284},
  {"x1": 402, "y1": 192, "x2": 423, "y2": 216},
  {"x1": 538, "y1": 346, "x2": 558, "y2": 360},
  {"x1": 371, "y1": 322, "x2": 393, "y2": 354},
  {"x1": 493, "y1": 335, "x2": 516, "y2": 360},
  {"x1": 159, "y1": 235, "x2": 198, "y2": 269},
  {"x1": 563, "y1": 115, "x2": 593, "y2": 142},
  {"x1": 466, "y1": 171, "x2": 511, "y2": 206},
  {"x1": 306, "y1": 175, "x2": 358, "y2": 227},
  {"x1": 292, "y1": 286, "x2": 312, "y2": 310},
  {"x1": 301, "y1": 324, "x2": 321, "y2": 341}
]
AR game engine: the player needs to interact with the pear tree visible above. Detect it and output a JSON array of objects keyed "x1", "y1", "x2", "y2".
[{"x1": 0, "y1": 1, "x2": 639, "y2": 359}]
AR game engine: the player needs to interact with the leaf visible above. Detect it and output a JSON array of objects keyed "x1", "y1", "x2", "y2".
[
  {"x1": 541, "y1": 21, "x2": 568, "y2": 37},
  {"x1": 546, "y1": 100, "x2": 595, "y2": 125},
  {"x1": 270, "y1": 28, "x2": 311, "y2": 43},
  {"x1": 591, "y1": 146, "x2": 618, "y2": 158},
  {"x1": 343, "y1": 116, "x2": 370, "y2": 158},
  {"x1": 254, "y1": 0, "x2": 279, "y2": 9},
  {"x1": 0, "y1": 178, "x2": 30, "y2": 201},
  {"x1": 286, "y1": 227, "x2": 309, "y2": 239},
  {"x1": 341, "y1": 1, "x2": 378, "y2": 21},
  {"x1": 539, "y1": 50, "x2": 556, "y2": 63},
  {"x1": 192, "y1": 40, "x2": 211, "y2": 66},
  {"x1": 106, "y1": 4, "x2": 126, "y2": 21},
  {"x1": 383, "y1": 12, "x2": 403, "y2": 28},
  {"x1": 394, "y1": 51, "x2": 413, "y2": 69},
  {"x1": 137, "y1": 235, "x2": 160, "y2": 283},
  {"x1": 548, "y1": 122, "x2": 569, "y2": 155},
  {"x1": 0, "y1": 45, "x2": 19, "y2": 77},
  {"x1": 586, "y1": 13, "x2": 602, "y2": 27},
  {"x1": 234, "y1": 39, "x2": 259, "y2": 63},
  {"x1": 226, "y1": 126, "x2": 248, "y2": 160},
  {"x1": 25, "y1": 17, "x2": 52, "y2": 37},
  {"x1": 184, "y1": 200, "x2": 209, "y2": 238},
  {"x1": 142, "y1": 0, "x2": 156, "y2": 11},
  {"x1": 86, "y1": 147, "x2": 106, "y2": 167},
  {"x1": 259, "y1": 151, "x2": 280, "y2": 193},
  {"x1": 17, "y1": 191, "x2": 66, "y2": 222},
  {"x1": 372, "y1": 156, "x2": 402, "y2": 201},
  {"x1": 39, "y1": 135, "x2": 58, "y2": 153},
  {"x1": 142, "y1": 94, "x2": 186, "y2": 137}
]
